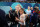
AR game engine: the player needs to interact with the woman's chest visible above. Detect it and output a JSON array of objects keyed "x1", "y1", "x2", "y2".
[{"x1": 20, "y1": 14, "x2": 25, "y2": 20}]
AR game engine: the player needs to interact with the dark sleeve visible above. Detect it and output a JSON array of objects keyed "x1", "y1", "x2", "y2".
[
  {"x1": 9, "y1": 11, "x2": 11, "y2": 13},
  {"x1": 9, "y1": 10, "x2": 12, "y2": 15},
  {"x1": 15, "y1": 13, "x2": 18, "y2": 18},
  {"x1": 9, "y1": 10, "x2": 12, "y2": 13}
]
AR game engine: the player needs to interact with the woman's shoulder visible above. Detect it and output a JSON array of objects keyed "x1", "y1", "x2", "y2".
[{"x1": 22, "y1": 14, "x2": 26, "y2": 16}]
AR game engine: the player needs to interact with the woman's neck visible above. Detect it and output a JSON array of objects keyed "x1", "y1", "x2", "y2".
[
  {"x1": 28, "y1": 9, "x2": 30, "y2": 10},
  {"x1": 20, "y1": 13, "x2": 24, "y2": 15}
]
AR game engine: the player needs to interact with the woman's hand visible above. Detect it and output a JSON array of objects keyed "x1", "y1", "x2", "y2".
[
  {"x1": 15, "y1": 17, "x2": 19, "y2": 21},
  {"x1": 20, "y1": 20, "x2": 24, "y2": 23}
]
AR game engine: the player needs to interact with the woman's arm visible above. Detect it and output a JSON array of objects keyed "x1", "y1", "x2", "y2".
[
  {"x1": 25, "y1": 14, "x2": 28, "y2": 16},
  {"x1": 15, "y1": 17, "x2": 24, "y2": 23},
  {"x1": 9, "y1": 13, "x2": 11, "y2": 18},
  {"x1": 15, "y1": 17, "x2": 20, "y2": 22},
  {"x1": 24, "y1": 14, "x2": 28, "y2": 19}
]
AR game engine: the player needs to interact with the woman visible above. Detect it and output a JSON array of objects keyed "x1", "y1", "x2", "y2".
[
  {"x1": 25, "y1": 6, "x2": 31, "y2": 24},
  {"x1": 15, "y1": 4, "x2": 22, "y2": 27},
  {"x1": 29, "y1": 7, "x2": 34, "y2": 27},
  {"x1": 31, "y1": 8, "x2": 39, "y2": 27},
  {"x1": 19, "y1": 8, "x2": 28, "y2": 27}
]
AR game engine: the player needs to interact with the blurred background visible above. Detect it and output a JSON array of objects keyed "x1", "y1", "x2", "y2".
[{"x1": 0, "y1": 0, "x2": 40, "y2": 3}]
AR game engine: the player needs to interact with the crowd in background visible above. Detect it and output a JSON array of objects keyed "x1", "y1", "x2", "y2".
[
  {"x1": 0, "y1": 0, "x2": 40, "y2": 3},
  {"x1": 0, "y1": 4, "x2": 40, "y2": 27}
]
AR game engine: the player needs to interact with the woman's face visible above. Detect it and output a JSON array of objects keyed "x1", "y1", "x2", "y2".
[
  {"x1": 35, "y1": 10, "x2": 38, "y2": 13},
  {"x1": 19, "y1": 9, "x2": 24, "y2": 15},
  {"x1": 15, "y1": 5, "x2": 21, "y2": 11},
  {"x1": 31, "y1": 7, "x2": 33, "y2": 10},
  {"x1": 10, "y1": 7, "x2": 12, "y2": 10},
  {"x1": 28, "y1": 6, "x2": 30, "y2": 10}
]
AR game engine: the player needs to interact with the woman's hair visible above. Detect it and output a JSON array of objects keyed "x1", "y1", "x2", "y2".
[
  {"x1": 19, "y1": 8, "x2": 26, "y2": 14},
  {"x1": 17, "y1": 4, "x2": 21, "y2": 7},
  {"x1": 21, "y1": 8, "x2": 24, "y2": 11}
]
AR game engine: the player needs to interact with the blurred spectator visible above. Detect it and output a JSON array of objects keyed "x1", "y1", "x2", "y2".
[
  {"x1": 16, "y1": 0, "x2": 19, "y2": 2},
  {"x1": 15, "y1": 4, "x2": 22, "y2": 27},
  {"x1": 29, "y1": 7, "x2": 34, "y2": 27},
  {"x1": 31, "y1": 8, "x2": 39, "y2": 27},
  {"x1": 31, "y1": 7, "x2": 34, "y2": 14},
  {"x1": 0, "y1": 9, "x2": 8, "y2": 27},
  {"x1": 12, "y1": 0, "x2": 15, "y2": 2},
  {"x1": 0, "y1": 0, "x2": 12, "y2": 2},
  {"x1": 38, "y1": 11, "x2": 40, "y2": 15},
  {"x1": 9, "y1": 7, "x2": 16, "y2": 23},
  {"x1": 19, "y1": 0, "x2": 26, "y2": 2},
  {"x1": 15, "y1": 0, "x2": 26, "y2": 2},
  {"x1": 25, "y1": 6, "x2": 31, "y2": 24},
  {"x1": 19, "y1": 8, "x2": 27, "y2": 27},
  {"x1": 9, "y1": 7, "x2": 12, "y2": 19},
  {"x1": 9, "y1": 7, "x2": 16, "y2": 27},
  {"x1": 38, "y1": 11, "x2": 40, "y2": 24},
  {"x1": 25, "y1": 6, "x2": 31, "y2": 15}
]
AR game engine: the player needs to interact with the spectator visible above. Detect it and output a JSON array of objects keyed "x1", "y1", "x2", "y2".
[
  {"x1": 25, "y1": 6, "x2": 31, "y2": 15},
  {"x1": 9, "y1": 7, "x2": 16, "y2": 27},
  {"x1": 19, "y1": 0, "x2": 26, "y2": 2},
  {"x1": 15, "y1": 0, "x2": 19, "y2": 2},
  {"x1": 29, "y1": 7, "x2": 34, "y2": 27},
  {"x1": 25, "y1": 6, "x2": 31, "y2": 24},
  {"x1": 15, "y1": 0, "x2": 26, "y2": 2},
  {"x1": 30, "y1": 7, "x2": 34, "y2": 22},
  {"x1": 19, "y1": 8, "x2": 28, "y2": 27},
  {"x1": 31, "y1": 8, "x2": 39, "y2": 27},
  {"x1": 0, "y1": 9, "x2": 8, "y2": 27},
  {"x1": 15, "y1": 4, "x2": 22, "y2": 27},
  {"x1": 30, "y1": 7, "x2": 34, "y2": 15}
]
